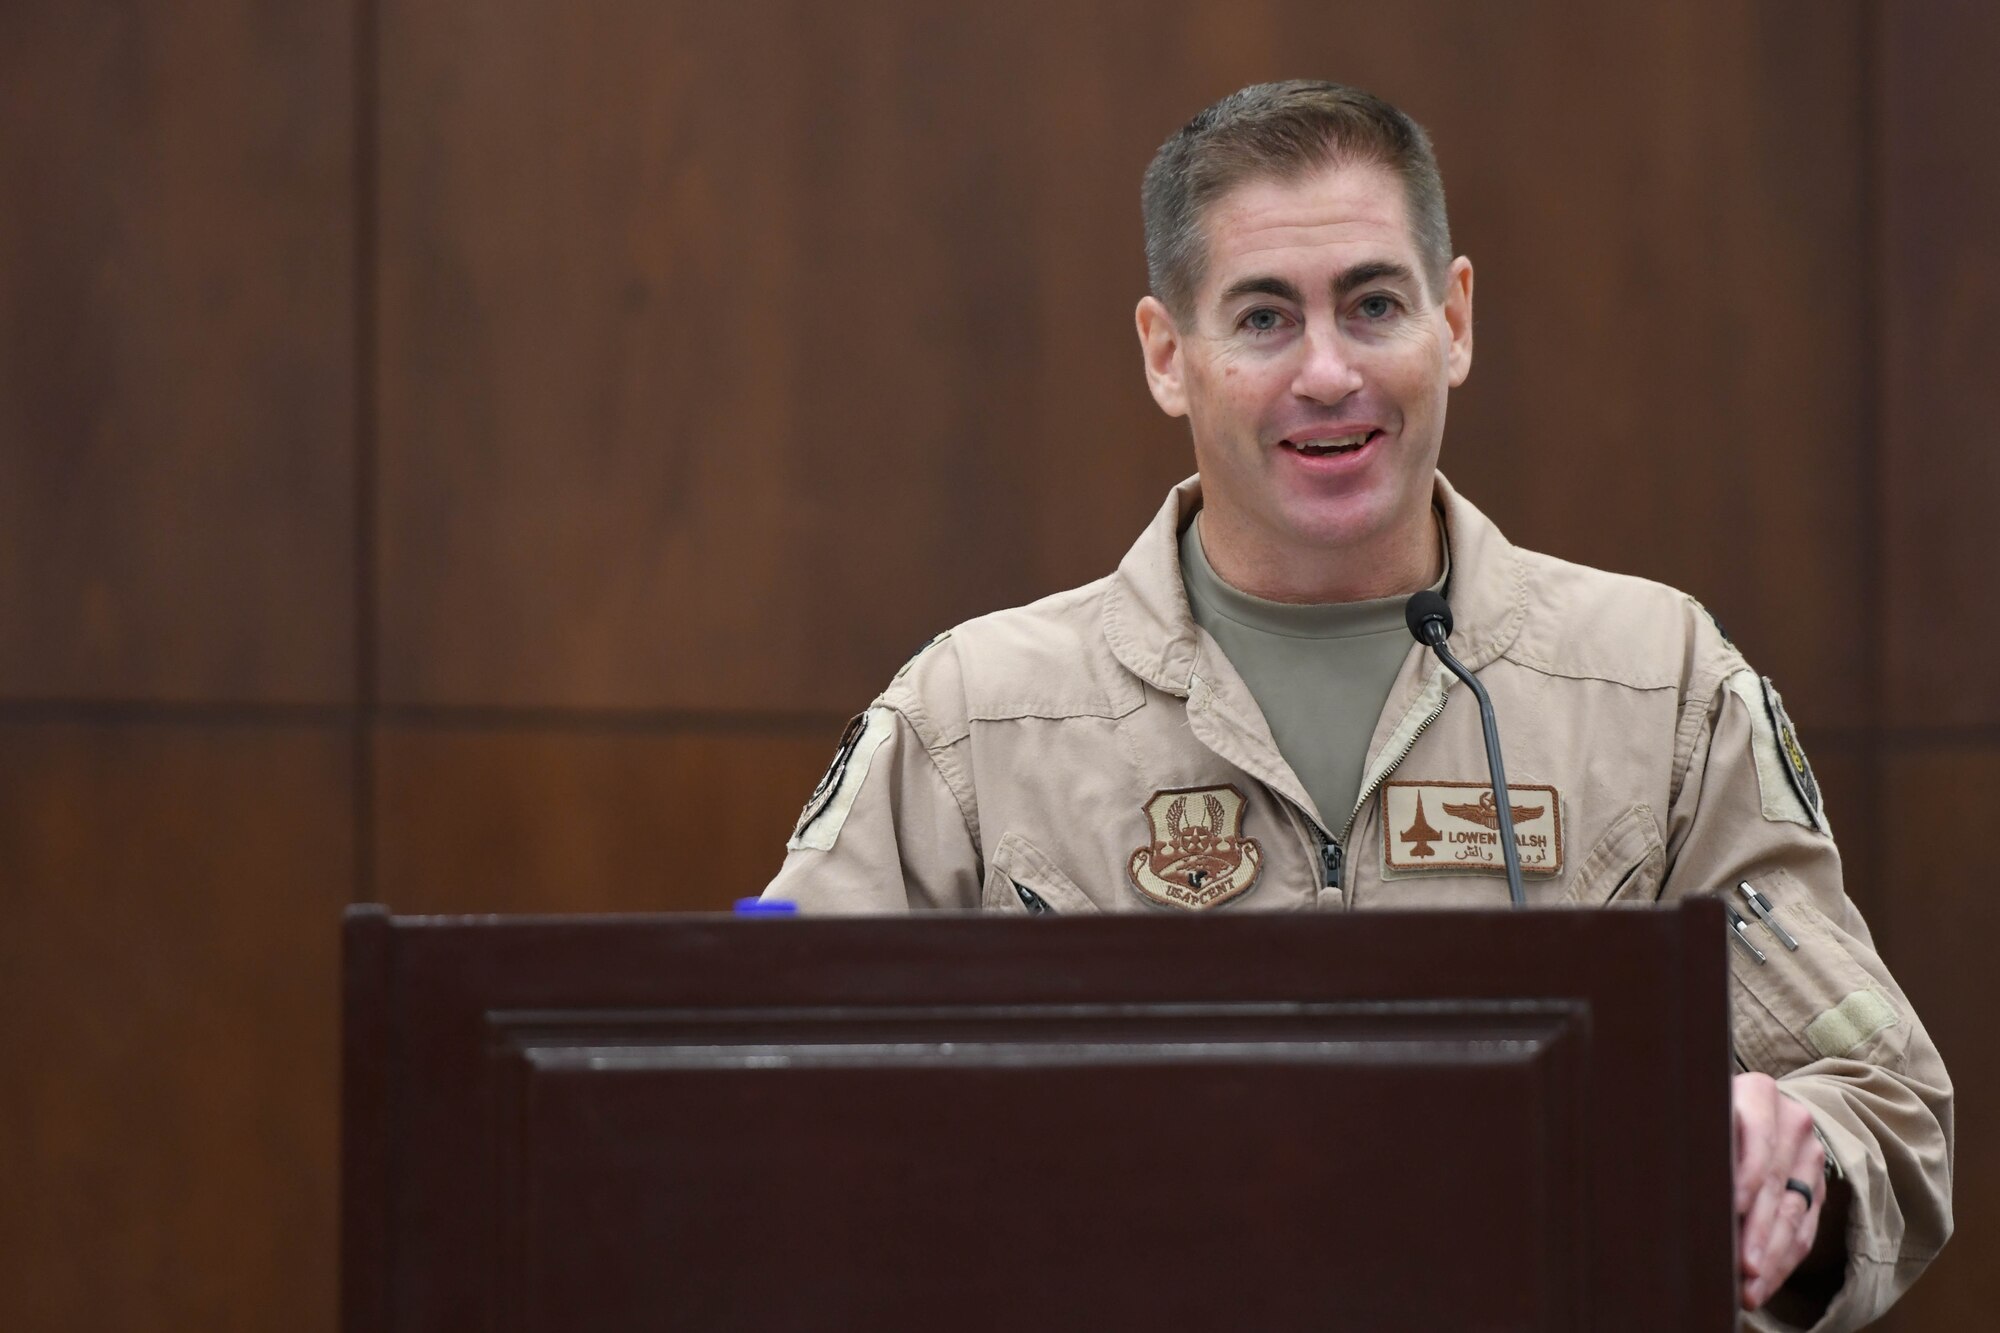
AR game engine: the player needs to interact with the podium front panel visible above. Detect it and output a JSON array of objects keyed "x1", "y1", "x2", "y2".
[{"x1": 343, "y1": 905, "x2": 1733, "y2": 1331}]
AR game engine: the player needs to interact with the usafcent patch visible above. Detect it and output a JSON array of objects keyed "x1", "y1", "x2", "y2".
[
  {"x1": 1382, "y1": 781, "x2": 1563, "y2": 876},
  {"x1": 1127, "y1": 785, "x2": 1263, "y2": 909},
  {"x1": 789, "y1": 708, "x2": 895, "y2": 852}
]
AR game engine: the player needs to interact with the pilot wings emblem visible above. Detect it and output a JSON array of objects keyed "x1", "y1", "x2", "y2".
[{"x1": 1440, "y1": 789, "x2": 1545, "y2": 829}]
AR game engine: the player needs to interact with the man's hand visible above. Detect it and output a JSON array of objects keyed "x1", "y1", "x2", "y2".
[{"x1": 1734, "y1": 1071, "x2": 1826, "y2": 1309}]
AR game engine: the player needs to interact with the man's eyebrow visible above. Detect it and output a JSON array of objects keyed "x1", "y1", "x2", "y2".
[
  {"x1": 1332, "y1": 261, "x2": 1418, "y2": 297},
  {"x1": 1216, "y1": 263, "x2": 1421, "y2": 309},
  {"x1": 1216, "y1": 275, "x2": 1304, "y2": 306}
]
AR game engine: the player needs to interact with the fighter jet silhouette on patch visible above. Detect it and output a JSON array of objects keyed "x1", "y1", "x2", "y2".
[{"x1": 1400, "y1": 793, "x2": 1444, "y2": 858}]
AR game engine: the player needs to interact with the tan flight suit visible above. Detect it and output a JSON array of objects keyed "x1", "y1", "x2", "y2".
[{"x1": 764, "y1": 474, "x2": 1952, "y2": 1331}]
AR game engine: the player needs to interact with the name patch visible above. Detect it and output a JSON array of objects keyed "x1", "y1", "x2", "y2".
[{"x1": 1382, "y1": 780, "x2": 1563, "y2": 876}]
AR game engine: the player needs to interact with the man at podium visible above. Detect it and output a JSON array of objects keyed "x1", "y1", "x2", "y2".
[{"x1": 762, "y1": 81, "x2": 1951, "y2": 1329}]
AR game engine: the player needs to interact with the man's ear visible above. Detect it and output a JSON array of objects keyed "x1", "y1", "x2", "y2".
[
  {"x1": 1135, "y1": 295, "x2": 1189, "y2": 418},
  {"x1": 1444, "y1": 256, "x2": 1474, "y2": 387}
]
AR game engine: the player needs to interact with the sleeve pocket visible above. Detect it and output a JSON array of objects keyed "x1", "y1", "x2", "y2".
[
  {"x1": 979, "y1": 832, "x2": 1102, "y2": 914},
  {"x1": 1726, "y1": 867, "x2": 1909, "y2": 1076},
  {"x1": 1564, "y1": 804, "x2": 1665, "y2": 906}
]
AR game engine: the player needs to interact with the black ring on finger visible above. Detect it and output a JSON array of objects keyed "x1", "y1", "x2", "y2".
[{"x1": 1784, "y1": 1177, "x2": 1815, "y2": 1209}]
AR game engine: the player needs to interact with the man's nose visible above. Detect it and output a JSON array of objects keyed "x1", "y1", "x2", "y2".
[{"x1": 1291, "y1": 324, "x2": 1364, "y2": 404}]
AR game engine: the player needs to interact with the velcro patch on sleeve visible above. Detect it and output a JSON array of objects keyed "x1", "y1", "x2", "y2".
[
  {"x1": 1805, "y1": 988, "x2": 1899, "y2": 1060},
  {"x1": 1381, "y1": 781, "x2": 1563, "y2": 876},
  {"x1": 788, "y1": 708, "x2": 895, "y2": 852}
]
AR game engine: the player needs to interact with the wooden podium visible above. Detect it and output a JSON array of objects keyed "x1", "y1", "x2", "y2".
[{"x1": 342, "y1": 902, "x2": 1736, "y2": 1331}]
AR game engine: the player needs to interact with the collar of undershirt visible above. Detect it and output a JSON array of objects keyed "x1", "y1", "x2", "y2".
[{"x1": 1180, "y1": 508, "x2": 1451, "y2": 641}]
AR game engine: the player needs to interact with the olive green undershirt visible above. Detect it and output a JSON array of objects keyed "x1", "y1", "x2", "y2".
[{"x1": 1180, "y1": 511, "x2": 1449, "y2": 836}]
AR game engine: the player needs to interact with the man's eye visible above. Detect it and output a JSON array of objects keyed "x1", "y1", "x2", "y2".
[
  {"x1": 1357, "y1": 294, "x2": 1400, "y2": 320},
  {"x1": 1243, "y1": 308, "x2": 1285, "y2": 333}
]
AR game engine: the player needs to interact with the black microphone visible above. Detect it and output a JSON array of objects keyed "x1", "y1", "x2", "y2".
[{"x1": 1404, "y1": 591, "x2": 1526, "y2": 908}]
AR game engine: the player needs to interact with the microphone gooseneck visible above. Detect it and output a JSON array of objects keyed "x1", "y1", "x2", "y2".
[{"x1": 1403, "y1": 591, "x2": 1526, "y2": 908}]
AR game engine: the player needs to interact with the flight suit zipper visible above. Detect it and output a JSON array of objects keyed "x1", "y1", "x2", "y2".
[
  {"x1": 1338, "y1": 688, "x2": 1449, "y2": 850},
  {"x1": 1319, "y1": 836, "x2": 1343, "y2": 889},
  {"x1": 1190, "y1": 668, "x2": 1449, "y2": 895},
  {"x1": 1273, "y1": 797, "x2": 1340, "y2": 890},
  {"x1": 1259, "y1": 816, "x2": 1355, "y2": 904},
  {"x1": 1318, "y1": 679, "x2": 1454, "y2": 892}
]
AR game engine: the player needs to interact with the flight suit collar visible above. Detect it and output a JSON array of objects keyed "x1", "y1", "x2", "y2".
[
  {"x1": 1101, "y1": 475, "x2": 1206, "y2": 697},
  {"x1": 1101, "y1": 471, "x2": 1528, "y2": 691},
  {"x1": 1101, "y1": 472, "x2": 1531, "y2": 833}
]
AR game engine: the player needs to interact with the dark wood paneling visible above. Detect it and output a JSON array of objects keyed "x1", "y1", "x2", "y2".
[
  {"x1": 0, "y1": 722, "x2": 350, "y2": 1333},
  {"x1": 374, "y1": 2, "x2": 1869, "y2": 725},
  {"x1": 376, "y1": 0, "x2": 1253, "y2": 713},
  {"x1": 373, "y1": 723, "x2": 840, "y2": 913},
  {"x1": 1876, "y1": 9, "x2": 2000, "y2": 1316},
  {"x1": 1875, "y1": 747, "x2": 2000, "y2": 1329},
  {"x1": 0, "y1": 4, "x2": 355, "y2": 704},
  {"x1": 1883, "y1": 4, "x2": 2000, "y2": 728},
  {"x1": 1418, "y1": 2, "x2": 1871, "y2": 729},
  {"x1": 7, "y1": 1, "x2": 1987, "y2": 1329}
]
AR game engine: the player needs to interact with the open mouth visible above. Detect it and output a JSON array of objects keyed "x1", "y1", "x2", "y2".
[{"x1": 1283, "y1": 429, "x2": 1381, "y2": 457}]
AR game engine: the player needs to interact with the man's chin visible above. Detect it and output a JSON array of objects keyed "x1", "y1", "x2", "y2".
[{"x1": 1278, "y1": 496, "x2": 1394, "y2": 551}]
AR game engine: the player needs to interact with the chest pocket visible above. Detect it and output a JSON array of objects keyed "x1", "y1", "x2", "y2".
[
  {"x1": 1725, "y1": 867, "x2": 1908, "y2": 1076},
  {"x1": 1564, "y1": 804, "x2": 1666, "y2": 906},
  {"x1": 979, "y1": 831, "x2": 1102, "y2": 915}
]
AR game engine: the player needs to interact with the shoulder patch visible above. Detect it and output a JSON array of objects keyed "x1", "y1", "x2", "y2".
[
  {"x1": 1760, "y1": 676, "x2": 1825, "y2": 831},
  {"x1": 1723, "y1": 670, "x2": 1828, "y2": 835},
  {"x1": 789, "y1": 708, "x2": 896, "y2": 852}
]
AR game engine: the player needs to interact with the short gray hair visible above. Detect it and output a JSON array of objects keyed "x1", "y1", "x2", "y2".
[{"x1": 1142, "y1": 80, "x2": 1452, "y2": 320}]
